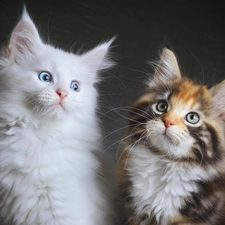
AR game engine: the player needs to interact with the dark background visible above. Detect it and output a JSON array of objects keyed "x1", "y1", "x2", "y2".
[{"x1": 1, "y1": 0, "x2": 225, "y2": 165}]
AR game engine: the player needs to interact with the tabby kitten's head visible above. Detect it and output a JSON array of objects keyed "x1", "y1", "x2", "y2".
[{"x1": 129, "y1": 48, "x2": 225, "y2": 163}]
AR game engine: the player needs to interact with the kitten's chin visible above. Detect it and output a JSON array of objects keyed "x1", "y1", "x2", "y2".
[
  {"x1": 146, "y1": 128, "x2": 179, "y2": 149},
  {"x1": 35, "y1": 104, "x2": 69, "y2": 121},
  {"x1": 54, "y1": 104, "x2": 74, "y2": 120},
  {"x1": 146, "y1": 129, "x2": 194, "y2": 158},
  {"x1": 148, "y1": 133, "x2": 175, "y2": 152},
  {"x1": 147, "y1": 134, "x2": 194, "y2": 158}
]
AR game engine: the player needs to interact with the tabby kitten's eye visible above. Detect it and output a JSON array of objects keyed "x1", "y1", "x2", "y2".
[
  {"x1": 185, "y1": 112, "x2": 200, "y2": 124},
  {"x1": 70, "y1": 81, "x2": 80, "y2": 92},
  {"x1": 38, "y1": 71, "x2": 52, "y2": 82},
  {"x1": 156, "y1": 101, "x2": 168, "y2": 113}
]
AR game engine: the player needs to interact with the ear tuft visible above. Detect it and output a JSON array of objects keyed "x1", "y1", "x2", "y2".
[
  {"x1": 81, "y1": 37, "x2": 116, "y2": 74},
  {"x1": 151, "y1": 48, "x2": 182, "y2": 83},
  {"x1": 21, "y1": 5, "x2": 30, "y2": 20},
  {"x1": 7, "y1": 7, "x2": 43, "y2": 62}
]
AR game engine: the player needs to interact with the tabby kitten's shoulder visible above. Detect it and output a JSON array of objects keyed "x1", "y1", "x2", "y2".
[{"x1": 117, "y1": 48, "x2": 225, "y2": 225}]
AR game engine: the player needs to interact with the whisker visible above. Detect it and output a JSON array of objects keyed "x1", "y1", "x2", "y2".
[
  {"x1": 100, "y1": 123, "x2": 139, "y2": 144},
  {"x1": 122, "y1": 130, "x2": 148, "y2": 170},
  {"x1": 103, "y1": 127, "x2": 144, "y2": 154},
  {"x1": 106, "y1": 106, "x2": 153, "y2": 125},
  {"x1": 117, "y1": 126, "x2": 147, "y2": 160}
]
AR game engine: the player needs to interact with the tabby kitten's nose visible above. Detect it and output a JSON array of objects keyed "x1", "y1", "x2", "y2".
[{"x1": 164, "y1": 119, "x2": 174, "y2": 128}]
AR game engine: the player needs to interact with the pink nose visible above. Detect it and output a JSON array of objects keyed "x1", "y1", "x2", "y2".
[
  {"x1": 164, "y1": 119, "x2": 174, "y2": 128},
  {"x1": 56, "y1": 90, "x2": 67, "y2": 100}
]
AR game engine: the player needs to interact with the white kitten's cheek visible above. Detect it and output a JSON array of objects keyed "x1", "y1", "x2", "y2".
[{"x1": 38, "y1": 91, "x2": 59, "y2": 105}]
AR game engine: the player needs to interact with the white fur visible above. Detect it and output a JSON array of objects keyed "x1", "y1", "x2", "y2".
[
  {"x1": 127, "y1": 145, "x2": 218, "y2": 225},
  {"x1": 0, "y1": 9, "x2": 114, "y2": 225},
  {"x1": 146, "y1": 119, "x2": 195, "y2": 158}
]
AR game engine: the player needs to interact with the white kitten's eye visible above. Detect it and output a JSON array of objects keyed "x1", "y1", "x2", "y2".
[
  {"x1": 38, "y1": 71, "x2": 52, "y2": 82},
  {"x1": 185, "y1": 112, "x2": 200, "y2": 124},
  {"x1": 156, "y1": 101, "x2": 168, "y2": 113},
  {"x1": 70, "y1": 81, "x2": 80, "y2": 92}
]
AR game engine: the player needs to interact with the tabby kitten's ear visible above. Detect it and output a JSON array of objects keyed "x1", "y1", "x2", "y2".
[
  {"x1": 209, "y1": 80, "x2": 225, "y2": 119},
  {"x1": 151, "y1": 48, "x2": 181, "y2": 84},
  {"x1": 7, "y1": 7, "x2": 43, "y2": 62}
]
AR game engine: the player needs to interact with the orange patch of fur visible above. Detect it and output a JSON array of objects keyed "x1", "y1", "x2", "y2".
[
  {"x1": 169, "y1": 215, "x2": 204, "y2": 225},
  {"x1": 173, "y1": 79, "x2": 211, "y2": 109}
]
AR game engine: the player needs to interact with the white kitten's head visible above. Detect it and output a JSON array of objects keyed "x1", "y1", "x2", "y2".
[{"x1": 0, "y1": 8, "x2": 114, "y2": 123}]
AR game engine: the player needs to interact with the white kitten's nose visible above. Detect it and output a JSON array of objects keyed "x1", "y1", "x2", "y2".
[{"x1": 56, "y1": 89, "x2": 68, "y2": 100}]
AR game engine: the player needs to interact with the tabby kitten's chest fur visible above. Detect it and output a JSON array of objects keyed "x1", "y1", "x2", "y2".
[{"x1": 117, "y1": 49, "x2": 225, "y2": 225}]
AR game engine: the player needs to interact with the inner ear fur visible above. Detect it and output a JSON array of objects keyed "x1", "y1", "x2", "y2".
[
  {"x1": 153, "y1": 48, "x2": 182, "y2": 82},
  {"x1": 209, "y1": 80, "x2": 225, "y2": 119}
]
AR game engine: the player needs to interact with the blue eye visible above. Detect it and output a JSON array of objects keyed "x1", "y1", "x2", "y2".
[
  {"x1": 70, "y1": 81, "x2": 80, "y2": 92},
  {"x1": 38, "y1": 71, "x2": 52, "y2": 82}
]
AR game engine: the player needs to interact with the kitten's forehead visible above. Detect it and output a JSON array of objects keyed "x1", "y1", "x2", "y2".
[
  {"x1": 171, "y1": 79, "x2": 211, "y2": 110},
  {"x1": 37, "y1": 46, "x2": 85, "y2": 80},
  {"x1": 47, "y1": 47, "x2": 80, "y2": 67}
]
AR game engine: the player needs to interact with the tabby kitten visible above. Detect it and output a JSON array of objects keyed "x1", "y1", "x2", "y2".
[{"x1": 117, "y1": 48, "x2": 225, "y2": 225}]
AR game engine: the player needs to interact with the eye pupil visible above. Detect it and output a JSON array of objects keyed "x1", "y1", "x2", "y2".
[
  {"x1": 44, "y1": 74, "x2": 50, "y2": 81},
  {"x1": 70, "y1": 81, "x2": 80, "y2": 92},
  {"x1": 73, "y1": 83, "x2": 78, "y2": 90},
  {"x1": 156, "y1": 101, "x2": 168, "y2": 112}
]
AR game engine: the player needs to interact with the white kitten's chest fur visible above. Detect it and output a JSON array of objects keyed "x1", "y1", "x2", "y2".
[
  {"x1": 0, "y1": 115, "x2": 109, "y2": 225},
  {"x1": 127, "y1": 145, "x2": 216, "y2": 224}
]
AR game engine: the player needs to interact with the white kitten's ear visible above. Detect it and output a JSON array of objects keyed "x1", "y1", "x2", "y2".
[
  {"x1": 152, "y1": 48, "x2": 181, "y2": 83},
  {"x1": 81, "y1": 38, "x2": 115, "y2": 74},
  {"x1": 209, "y1": 80, "x2": 225, "y2": 119},
  {"x1": 7, "y1": 7, "x2": 43, "y2": 62}
]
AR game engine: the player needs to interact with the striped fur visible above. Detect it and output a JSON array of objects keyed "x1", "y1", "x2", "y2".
[{"x1": 117, "y1": 49, "x2": 225, "y2": 225}]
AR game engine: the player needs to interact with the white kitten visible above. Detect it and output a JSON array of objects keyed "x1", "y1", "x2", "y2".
[{"x1": 0, "y1": 8, "x2": 115, "y2": 225}]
